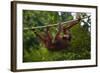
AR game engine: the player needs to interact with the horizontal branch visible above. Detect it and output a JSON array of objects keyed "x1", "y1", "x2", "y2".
[{"x1": 24, "y1": 15, "x2": 90, "y2": 30}]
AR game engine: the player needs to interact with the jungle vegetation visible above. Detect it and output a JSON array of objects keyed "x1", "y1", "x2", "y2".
[{"x1": 23, "y1": 10, "x2": 91, "y2": 62}]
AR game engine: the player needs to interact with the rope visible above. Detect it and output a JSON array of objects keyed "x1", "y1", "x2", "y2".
[{"x1": 24, "y1": 15, "x2": 90, "y2": 30}]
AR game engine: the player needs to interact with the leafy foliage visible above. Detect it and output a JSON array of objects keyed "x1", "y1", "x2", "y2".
[{"x1": 23, "y1": 10, "x2": 91, "y2": 62}]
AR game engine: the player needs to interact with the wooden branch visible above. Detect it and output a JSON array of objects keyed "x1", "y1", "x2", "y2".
[{"x1": 24, "y1": 15, "x2": 90, "y2": 30}]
